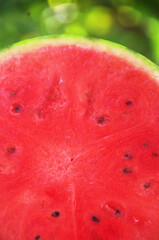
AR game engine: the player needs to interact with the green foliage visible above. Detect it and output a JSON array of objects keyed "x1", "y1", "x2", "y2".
[{"x1": 0, "y1": 0, "x2": 159, "y2": 64}]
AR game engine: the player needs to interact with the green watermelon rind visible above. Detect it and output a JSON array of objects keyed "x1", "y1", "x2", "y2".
[{"x1": 0, "y1": 34, "x2": 159, "y2": 81}]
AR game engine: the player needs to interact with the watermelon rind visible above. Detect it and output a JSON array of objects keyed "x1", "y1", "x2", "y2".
[{"x1": 0, "y1": 35, "x2": 159, "y2": 82}]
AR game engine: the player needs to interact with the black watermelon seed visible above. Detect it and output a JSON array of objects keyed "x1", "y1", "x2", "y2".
[
  {"x1": 123, "y1": 168, "x2": 132, "y2": 174},
  {"x1": 115, "y1": 209, "x2": 121, "y2": 216},
  {"x1": 51, "y1": 211, "x2": 60, "y2": 217},
  {"x1": 144, "y1": 182, "x2": 151, "y2": 189},
  {"x1": 125, "y1": 100, "x2": 132, "y2": 105},
  {"x1": 124, "y1": 153, "x2": 133, "y2": 159},
  {"x1": 97, "y1": 116, "x2": 105, "y2": 124},
  {"x1": 7, "y1": 147, "x2": 16, "y2": 154},
  {"x1": 152, "y1": 153, "x2": 158, "y2": 157},
  {"x1": 92, "y1": 216, "x2": 100, "y2": 223},
  {"x1": 35, "y1": 235, "x2": 41, "y2": 240},
  {"x1": 13, "y1": 105, "x2": 22, "y2": 113}
]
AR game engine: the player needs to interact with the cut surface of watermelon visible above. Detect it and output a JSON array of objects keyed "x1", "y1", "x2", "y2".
[{"x1": 0, "y1": 36, "x2": 159, "y2": 240}]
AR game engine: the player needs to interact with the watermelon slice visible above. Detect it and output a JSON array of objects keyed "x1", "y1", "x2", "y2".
[{"x1": 0, "y1": 36, "x2": 159, "y2": 240}]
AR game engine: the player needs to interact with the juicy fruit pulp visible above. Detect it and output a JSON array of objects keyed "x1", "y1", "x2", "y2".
[{"x1": 0, "y1": 37, "x2": 159, "y2": 240}]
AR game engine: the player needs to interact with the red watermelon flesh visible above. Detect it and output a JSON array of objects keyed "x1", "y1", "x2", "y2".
[{"x1": 0, "y1": 36, "x2": 159, "y2": 240}]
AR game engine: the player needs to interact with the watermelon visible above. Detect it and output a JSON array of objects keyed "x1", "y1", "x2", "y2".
[{"x1": 0, "y1": 35, "x2": 159, "y2": 240}]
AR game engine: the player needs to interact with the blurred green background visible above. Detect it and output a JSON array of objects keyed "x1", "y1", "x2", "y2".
[{"x1": 0, "y1": 0, "x2": 159, "y2": 64}]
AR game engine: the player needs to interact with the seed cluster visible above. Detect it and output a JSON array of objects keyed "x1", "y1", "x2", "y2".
[{"x1": 7, "y1": 88, "x2": 158, "y2": 240}]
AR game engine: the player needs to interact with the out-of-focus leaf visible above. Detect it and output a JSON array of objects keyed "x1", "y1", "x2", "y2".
[{"x1": 85, "y1": 7, "x2": 113, "y2": 37}]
